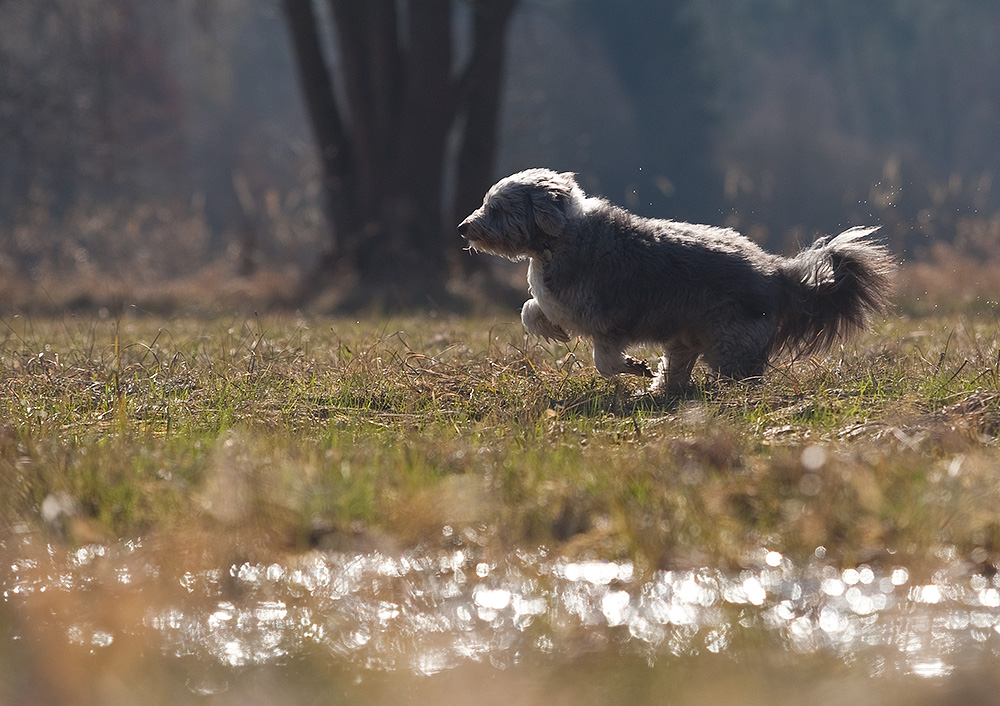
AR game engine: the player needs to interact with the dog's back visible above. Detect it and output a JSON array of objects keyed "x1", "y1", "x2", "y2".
[
  {"x1": 540, "y1": 203, "x2": 891, "y2": 383},
  {"x1": 541, "y1": 203, "x2": 786, "y2": 343}
]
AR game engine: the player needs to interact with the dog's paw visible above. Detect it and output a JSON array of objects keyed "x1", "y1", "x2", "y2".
[
  {"x1": 623, "y1": 355, "x2": 654, "y2": 377},
  {"x1": 521, "y1": 299, "x2": 571, "y2": 342}
]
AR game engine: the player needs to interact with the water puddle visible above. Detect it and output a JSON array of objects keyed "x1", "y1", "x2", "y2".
[{"x1": 4, "y1": 533, "x2": 1000, "y2": 684}]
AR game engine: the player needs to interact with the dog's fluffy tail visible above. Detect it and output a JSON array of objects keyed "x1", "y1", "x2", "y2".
[{"x1": 776, "y1": 226, "x2": 893, "y2": 355}]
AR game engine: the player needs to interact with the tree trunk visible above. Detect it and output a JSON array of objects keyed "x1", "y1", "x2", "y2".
[
  {"x1": 449, "y1": 0, "x2": 518, "y2": 277},
  {"x1": 281, "y1": 0, "x2": 357, "y2": 263},
  {"x1": 381, "y1": 0, "x2": 454, "y2": 274},
  {"x1": 452, "y1": 0, "x2": 518, "y2": 229},
  {"x1": 281, "y1": 0, "x2": 520, "y2": 306},
  {"x1": 327, "y1": 0, "x2": 399, "y2": 222}
]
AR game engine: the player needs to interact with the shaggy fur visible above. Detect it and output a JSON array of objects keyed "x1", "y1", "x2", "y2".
[{"x1": 458, "y1": 168, "x2": 894, "y2": 393}]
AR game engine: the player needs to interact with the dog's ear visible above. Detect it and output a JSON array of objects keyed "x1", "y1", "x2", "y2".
[
  {"x1": 531, "y1": 189, "x2": 567, "y2": 238},
  {"x1": 530, "y1": 174, "x2": 575, "y2": 239}
]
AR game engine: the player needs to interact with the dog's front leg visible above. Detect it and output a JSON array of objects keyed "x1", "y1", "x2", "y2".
[
  {"x1": 521, "y1": 298, "x2": 570, "y2": 342},
  {"x1": 593, "y1": 338, "x2": 653, "y2": 378}
]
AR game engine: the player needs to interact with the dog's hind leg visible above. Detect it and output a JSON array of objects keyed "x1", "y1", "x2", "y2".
[
  {"x1": 593, "y1": 337, "x2": 653, "y2": 377},
  {"x1": 652, "y1": 344, "x2": 701, "y2": 394},
  {"x1": 705, "y1": 324, "x2": 772, "y2": 382}
]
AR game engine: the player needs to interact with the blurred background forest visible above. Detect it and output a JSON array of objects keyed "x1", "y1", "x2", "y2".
[{"x1": 2, "y1": 0, "x2": 999, "y2": 313}]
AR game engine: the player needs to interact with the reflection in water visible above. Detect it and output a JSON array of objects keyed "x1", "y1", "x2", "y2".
[{"x1": 5, "y1": 536, "x2": 1000, "y2": 680}]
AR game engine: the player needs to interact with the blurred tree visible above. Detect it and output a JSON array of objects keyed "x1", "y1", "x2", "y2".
[
  {"x1": 574, "y1": 0, "x2": 720, "y2": 221},
  {"x1": 281, "y1": 0, "x2": 519, "y2": 303},
  {"x1": 694, "y1": 0, "x2": 1000, "y2": 239},
  {"x1": 0, "y1": 0, "x2": 192, "y2": 227}
]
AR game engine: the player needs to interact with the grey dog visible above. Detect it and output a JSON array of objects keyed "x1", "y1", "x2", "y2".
[{"x1": 458, "y1": 168, "x2": 893, "y2": 394}]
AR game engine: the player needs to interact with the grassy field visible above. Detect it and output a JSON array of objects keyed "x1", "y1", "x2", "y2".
[
  {"x1": 6, "y1": 298, "x2": 1000, "y2": 704},
  {"x1": 2, "y1": 303, "x2": 1000, "y2": 576}
]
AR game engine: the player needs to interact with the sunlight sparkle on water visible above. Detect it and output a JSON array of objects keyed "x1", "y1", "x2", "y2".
[
  {"x1": 5, "y1": 538, "x2": 1000, "y2": 679},
  {"x1": 474, "y1": 587, "x2": 512, "y2": 611}
]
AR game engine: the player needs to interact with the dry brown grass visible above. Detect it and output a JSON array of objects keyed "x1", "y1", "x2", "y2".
[{"x1": 0, "y1": 300, "x2": 999, "y2": 574}]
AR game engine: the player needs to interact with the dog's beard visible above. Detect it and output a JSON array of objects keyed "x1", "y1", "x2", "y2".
[{"x1": 463, "y1": 229, "x2": 528, "y2": 261}]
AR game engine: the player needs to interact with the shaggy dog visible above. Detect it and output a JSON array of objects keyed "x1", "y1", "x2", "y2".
[{"x1": 458, "y1": 168, "x2": 894, "y2": 394}]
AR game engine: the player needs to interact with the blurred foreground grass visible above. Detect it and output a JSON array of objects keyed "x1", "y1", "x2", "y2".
[{"x1": 3, "y1": 306, "x2": 1000, "y2": 575}]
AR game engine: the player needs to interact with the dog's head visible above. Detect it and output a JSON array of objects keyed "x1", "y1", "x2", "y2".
[{"x1": 458, "y1": 168, "x2": 589, "y2": 260}]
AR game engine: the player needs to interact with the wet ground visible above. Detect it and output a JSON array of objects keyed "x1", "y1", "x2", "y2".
[{"x1": 5, "y1": 531, "x2": 1000, "y2": 705}]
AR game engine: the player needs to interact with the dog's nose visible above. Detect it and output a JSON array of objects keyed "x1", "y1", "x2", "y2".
[{"x1": 457, "y1": 221, "x2": 469, "y2": 237}]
